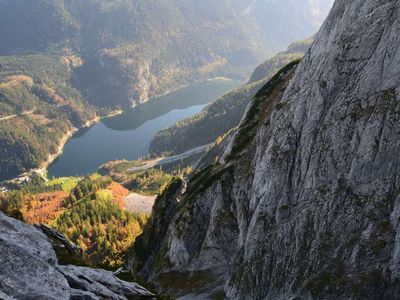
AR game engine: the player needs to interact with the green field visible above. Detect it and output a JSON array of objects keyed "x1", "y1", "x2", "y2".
[{"x1": 46, "y1": 177, "x2": 80, "y2": 192}]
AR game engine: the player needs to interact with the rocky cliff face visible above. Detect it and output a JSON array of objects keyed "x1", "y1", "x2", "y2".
[
  {"x1": 0, "y1": 212, "x2": 154, "y2": 300},
  {"x1": 129, "y1": 0, "x2": 400, "y2": 299}
]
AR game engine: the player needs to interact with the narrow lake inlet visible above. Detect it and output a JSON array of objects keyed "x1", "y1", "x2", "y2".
[{"x1": 47, "y1": 80, "x2": 237, "y2": 178}]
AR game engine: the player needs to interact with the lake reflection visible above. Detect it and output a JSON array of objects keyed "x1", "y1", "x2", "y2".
[
  {"x1": 47, "y1": 80, "x2": 237, "y2": 177},
  {"x1": 102, "y1": 80, "x2": 237, "y2": 131}
]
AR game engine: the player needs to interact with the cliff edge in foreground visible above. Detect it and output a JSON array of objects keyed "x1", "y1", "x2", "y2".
[{"x1": 0, "y1": 212, "x2": 154, "y2": 300}]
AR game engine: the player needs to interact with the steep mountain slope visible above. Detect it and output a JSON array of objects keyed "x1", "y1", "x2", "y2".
[
  {"x1": 68, "y1": 0, "x2": 267, "y2": 106},
  {"x1": 0, "y1": 0, "x2": 264, "y2": 107},
  {"x1": 0, "y1": 0, "x2": 79, "y2": 55},
  {"x1": 149, "y1": 39, "x2": 312, "y2": 156},
  {"x1": 129, "y1": 0, "x2": 400, "y2": 299}
]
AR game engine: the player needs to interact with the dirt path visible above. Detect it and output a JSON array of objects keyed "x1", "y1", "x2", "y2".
[
  {"x1": 0, "y1": 114, "x2": 16, "y2": 121},
  {"x1": 0, "y1": 109, "x2": 35, "y2": 122},
  {"x1": 124, "y1": 193, "x2": 157, "y2": 213}
]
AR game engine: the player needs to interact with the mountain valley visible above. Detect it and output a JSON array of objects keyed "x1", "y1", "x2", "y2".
[
  {"x1": 4, "y1": 1, "x2": 398, "y2": 300},
  {"x1": 0, "y1": 0, "x2": 332, "y2": 182}
]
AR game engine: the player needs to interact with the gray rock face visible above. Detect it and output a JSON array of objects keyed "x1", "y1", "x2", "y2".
[
  {"x1": 0, "y1": 212, "x2": 154, "y2": 300},
  {"x1": 34, "y1": 223, "x2": 81, "y2": 255},
  {"x1": 0, "y1": 211, "x2": 70, "y2": 300},
  {"x1": 129, "y1": 0, "x2": 400, "y2": 299},
  {"x1": 57, "y1": 265, "x2": 154, "y2": 300},
  {"x1": 129, "y1": 61, "x2": 300, "y2": 298},
  {"x1": 127, "y1": 178, "x2": 186, "y2": 280}
]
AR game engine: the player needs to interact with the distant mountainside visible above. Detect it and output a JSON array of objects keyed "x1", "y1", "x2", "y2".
[
  {"x1": 249, "y1": 38, "x2": 314, "y2": 83},
  {"x1": 240, "y1": 0, "x2": 334, "y2": 51},
  {"x1": 0, "y1": 54, "x2": 97, "y2": 181},
  {"x1": 149, "y1": 39, "x2": 313, "y2": 156},
  {"x1": 0, "y1": 0, "x2": 332, "y2": 106},
  {"x1": 0, "y1": 0, "x2": 332, "y2": 181},
  {"x1": 0, "y1": 0, "x2": 259, "y2": 106}
]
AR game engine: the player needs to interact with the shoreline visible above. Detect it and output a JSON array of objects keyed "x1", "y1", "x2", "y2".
[
  {"x1": 100, "y1": 109, "x2": 123, "y2": 120},
  {"x1": 7, "y1": 78, "x2": 234, "y2": 184},
  {"x1": 16, "y1": 109, "x2": 123, "y2": 182},
  {"x1": 32, "y1": 128, "x2": 78, "y2": 179},
  {"x1": 129, "y1": 77, "x2": 235, "y2": 108}
]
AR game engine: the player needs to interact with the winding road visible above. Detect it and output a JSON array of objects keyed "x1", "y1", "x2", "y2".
[{"x1": 127, "y1": 143, "x2": 213, "y2": 172}]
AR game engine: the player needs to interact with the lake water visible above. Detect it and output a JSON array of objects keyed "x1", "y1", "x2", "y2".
[{"x1": 47, "y1": 80, "x2": 237, "y2": 178}]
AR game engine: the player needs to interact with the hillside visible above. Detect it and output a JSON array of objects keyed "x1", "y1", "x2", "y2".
[
  {"x1": 0, "y1": 173, "x2": 151, "y2": 268},
  {"x1": 0, "y1": 150, "x2": 197, "y2": 269},
  {"x1": 249, "y1": 38, "x2": 313, "y2": 83},
  {"x1": 149, "y1": 39, "x2": 313, "y2": 156},
  {"x1": 0, "y1": 0, "x2": 332, "y2": 182},
  {"x1": 0, "y1": 0, "x2": 263, "y2": 107},
  {"x1": 0, "y1": 54, "x2": 97, "y2": 181},
  {"x1": 129, "y1": 0, "x2": 400, "y2": 298},
  {"x1": 240, "y1": 0, "x2": 333, "y2": 51},
  {"x1": 0, "y1": 0, "x2": 333, "y2": 106}
]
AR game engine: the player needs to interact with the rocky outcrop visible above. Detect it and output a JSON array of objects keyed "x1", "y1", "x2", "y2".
[
  {"x1": 57, "y1": 265, "x2": 154, "y2": 300},
  {"x1": 34, "y1": 223, "x2": 81, "y2": 255},
  {"x1": 129, "y1": 0, "x2": 400, "y2": 299},
  {"x1": 128, "y1": 178, "x2": 186, "y2": 279},
  {"x1": 0, "y1": 212, "x2": 154, "y2": 300}
]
